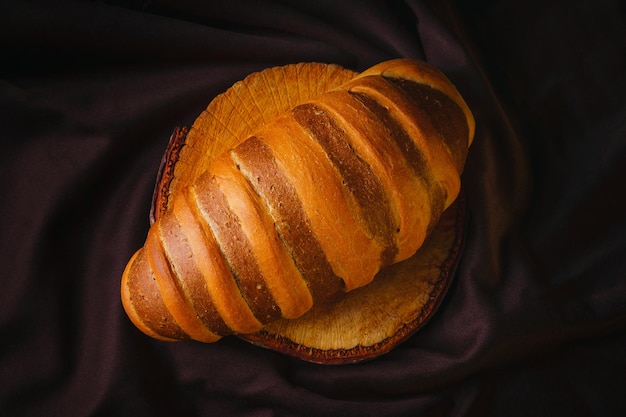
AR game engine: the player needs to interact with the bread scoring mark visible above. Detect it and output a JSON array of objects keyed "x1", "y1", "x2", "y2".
[
  {"x1": 127, "y1": 249, "x2": 188, "y2": 340},
  {"x1": 383, "y1": 77, "x2": 469, "y2": 172},
  {"x1": 192, "y1": 174, "x2": 281, "y2": 324},
  {"x1": 231, "y1": 136, "x2": 345, "y2": 302},
  {"x1": 165, "y1": 193, "x2": 231, "y2": 336},
  {"x1": 348, "y1": 91, "x2": 429, "y2": 180},
  {"x1": 291, "y1": 103, "x2": 398, "y2": 267},
  {"x1": 145, "y1": 225, "x2": 207, "y2": 339},
  {"x1": 348, "y1": 90, "x2": 446, "y2": 232}
]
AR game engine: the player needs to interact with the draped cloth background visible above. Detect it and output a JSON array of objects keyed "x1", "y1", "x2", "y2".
[{"x1": 1, "y1": 0, "x2": 625, "y2": 415}]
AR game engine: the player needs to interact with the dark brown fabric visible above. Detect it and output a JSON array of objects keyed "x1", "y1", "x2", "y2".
[{"x1": 1, "y1": 0, "x2": 625, "y2": 416}]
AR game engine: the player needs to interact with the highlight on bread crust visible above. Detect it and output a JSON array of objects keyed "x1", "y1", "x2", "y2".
[{"x1": 121, "y1": 59, "x2": 475, "y2": 342}]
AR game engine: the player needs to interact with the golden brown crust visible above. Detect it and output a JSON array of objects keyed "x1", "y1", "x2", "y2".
[
  {"x1": 291, "y1": 102, "x2": 398, "y2": 266},
  {"x1": 308, "y1": 90, "x2": 433, "y2": 263},
  {"x1": 121, "y1": 249, "x2": 186, "y2": 341},
  {"x1": 121, "y1": 59, "x2": 475, "y2": 342},
  {"x1": 190, "y1": 173, "x2": 264, "y2": 334},
  {"x1": 195, "y1": 158, "x2": 281, "y2": 324},
  {"x1": 256, "y1": 115, "x2": 383, "y2": 291},
  {"x1": 145, "y1": 224, "x2": 219, "y2": 342},
  {"x1": 383, "y1": 78, "x2": 469, "y2": 173},
  {"x1": 167, "y1": 192, "x2": 230, "y2": 336},
  {"x1": 209, "y1": 155, "x2": 313, "y2": 320},
  {"x1": 355, "y1": 58, "x2": 475, "y2": 145},
  {"x1": 345, "y1": 75, "x2": 461, "y2": 209},
  {"x1": 230, "y1": 136, "x2": 346, "y2": 302}
]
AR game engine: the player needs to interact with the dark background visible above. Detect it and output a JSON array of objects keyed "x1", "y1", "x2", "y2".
[{"x1": 1, "y1": 0, "x2": 625, "y2": 416}]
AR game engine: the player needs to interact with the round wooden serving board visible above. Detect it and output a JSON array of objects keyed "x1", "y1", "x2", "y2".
[{"x1": 151, "y1": 62, "x2": 466, "y2": 364}]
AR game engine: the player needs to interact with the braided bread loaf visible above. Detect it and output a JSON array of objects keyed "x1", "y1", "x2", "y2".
[{"x1": 121, "y1": 59, "x2": 475, "y2": 343}]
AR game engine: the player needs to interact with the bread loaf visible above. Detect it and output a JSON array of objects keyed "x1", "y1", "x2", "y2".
[{"x1": 121, "y1": 59, "x2": 475, "y2": 343}]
